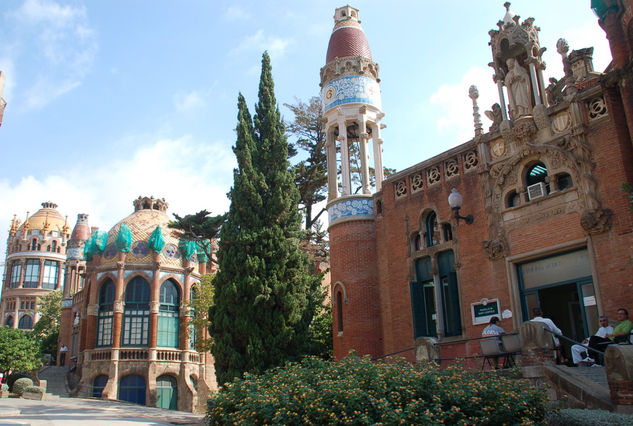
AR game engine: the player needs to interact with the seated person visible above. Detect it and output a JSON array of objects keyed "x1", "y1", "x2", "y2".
[
  {"x1": 482, "y1": 316, "x2": 505, "y2": 337},
  {"x1": 588, "y1": 308, "x2": 633, "y2": 360},
  {"x1": 571, "y1": 315, "x2": 613, "y2": 365},
  {"x1": 530, "y1": 307, "x2": 563, "y2": 362}
]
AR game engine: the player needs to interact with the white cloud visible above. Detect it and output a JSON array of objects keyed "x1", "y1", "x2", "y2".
[
  {"x1": 230, "y1": 29, "x2": 292, "y2": 60},
  {"x1": 3, "y1": 0, "x2": 97, "y2": 110},
  {"x1": 429, "y1": 66, "x2": 498, "y2": 145},
  {"x1": 0, "y1": 136, "x2": 235, "y2": 274},
  {"x1": 174, "y1": 90, "x2": 206, "y2": 111},
  {"x1": 224, "y1": 6, "x2": 250, "y2": 21}
]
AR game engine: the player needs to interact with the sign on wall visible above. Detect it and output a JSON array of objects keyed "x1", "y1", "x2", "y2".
[{"x1": 471, "y1": 298, "x2": 500, "y2": 325}]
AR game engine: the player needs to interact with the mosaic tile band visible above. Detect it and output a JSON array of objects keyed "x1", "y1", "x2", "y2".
[
  {"x1": 321, "y1": 75, "x2": 381, "y2": 113},
  {"x1": 328, "y1": 197, "x2": 375, "y2": 225}
]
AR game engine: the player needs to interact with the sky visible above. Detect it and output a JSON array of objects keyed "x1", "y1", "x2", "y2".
[{"x1": 0, "y1": 1, "x2": 611, "y2": 280}]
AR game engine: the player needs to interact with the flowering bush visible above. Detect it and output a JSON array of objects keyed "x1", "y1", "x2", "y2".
[{"x1": 207, "y1": 355, "x2": 548, "y2": 425}]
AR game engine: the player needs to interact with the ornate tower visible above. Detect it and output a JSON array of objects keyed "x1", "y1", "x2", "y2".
[{"x1": 321, "y1": 6, "x2": 383, "y2": 359}]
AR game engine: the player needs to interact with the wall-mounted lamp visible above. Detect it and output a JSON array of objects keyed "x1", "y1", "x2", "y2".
[{"x1": 448, "y1": 188, "x2": 474, "y2": 225}]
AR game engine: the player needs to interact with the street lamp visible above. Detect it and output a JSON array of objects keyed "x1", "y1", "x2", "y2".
[{"x1": 448, "y1": 188, "x2": 474, "y2": 225}]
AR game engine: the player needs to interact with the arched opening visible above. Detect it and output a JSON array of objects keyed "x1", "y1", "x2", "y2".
[
  {"x1": 118, "y1": 374, "x2": 146, "y2": 405},
  {"x1": 122, "y1": 276, "x2": 150, "y2": 347},
  {"x1": 18, "y1": 315, "x2": 33, "y2": 330},
  {"x1": 556, "y1": 172, "x2": 573, "y2": 191},
  {"x1": 97, "y1": 279, "x2": 115, "y2": 347},
  {"x1": 156, "y1": 375, "x2": 178, "y2": 410},
  {"x1": 92, "y1": 375, "x2": 108, "y2": 398},
  {"x1": 526, "y1": 162, "x2": 548, "y2": 186},
  {"x1": 336, "y1": 291, "x2": 344, "y2": 333},
  {"x1": 31, "y1": 238, "x2": 37, "y2": 251},
  {"x1": 425, "y1": 211, "x2": 439, "y2": 247},
  {"x1": 506, "y1": 190, "x2": 521, "y2": 208},
  {"x1": 23, "y1": 259, "x2": 40, "y2": 288},
  {"x1": 5, "y1": 315, "x2": 14, "y2": 328},
  {"x1": 157, "y1": 279, "x2": 180, "y2": 348}
]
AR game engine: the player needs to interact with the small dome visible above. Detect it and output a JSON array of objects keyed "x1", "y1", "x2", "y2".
[
  {"x1": 19, "y1": 201, "x2": 66, "y2": 234},
  {"x1": 325, "y1": 8, "x2": 372, "y2": 64}
]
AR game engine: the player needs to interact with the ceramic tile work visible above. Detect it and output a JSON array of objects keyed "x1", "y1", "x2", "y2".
[
  {"x1": 328, "y1": 197, "x2": 374, "y2": 224},
  {"x1": 321, "y1": 76, "x2": 381, "y2": 113}
]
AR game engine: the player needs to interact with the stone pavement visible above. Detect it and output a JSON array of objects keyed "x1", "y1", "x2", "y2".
[{"x1": 0, "y1": 397, "x2": 205, "y2": 425}]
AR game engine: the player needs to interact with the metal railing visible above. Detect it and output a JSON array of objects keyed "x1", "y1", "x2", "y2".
[{"x1": 542, "y1": 328, "x2": 606, "y2": 356}]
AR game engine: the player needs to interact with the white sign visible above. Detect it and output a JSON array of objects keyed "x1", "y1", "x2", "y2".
[
  {"x1": 583, "y1": 296, "x2": 597, "y2": 307},
  {"x1": 471, "y1": 298, "x2": 501, "y2": 325}
]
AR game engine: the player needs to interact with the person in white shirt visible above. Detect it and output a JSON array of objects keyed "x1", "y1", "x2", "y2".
[
  {"x1": 530, "y1": 307, "x2": 563, "y2": 360},
  {"x1": 571, "y1": 316, "x2": 613, "y2": 365}
]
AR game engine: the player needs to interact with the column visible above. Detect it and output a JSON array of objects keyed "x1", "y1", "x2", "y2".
[
  {"x1": 528, "y1": 62, "x2": 542, "y2": 106},
  {"x1": 359, "y1": 117, "x2": 370, "y2": 195},
  {"x1": 85, "y1": 265, "x2": 100, "y2": 350},
  {"x1": 38, "y1": 259, "x2": 45, "y2": 288},
  {"x1": 338, "y1": 119, "x2": 351, "y2": 196},
  {"x1": 537, "y1": 67, "x2": 548, "y2": 107},
  {"x1": 496, "y1": 81, "x2": 508, "y2": 120},
  {"x1": 56, "y1": 261, "x2": 63, "y2": 290},
  {"x1": 326, "y1": 130, "x2": 338, "y2": 200},
  {"x1": 372, "y1": 122, "x2": 385, "y2": 191},
  {"x1": 14, "y1": 297, "x2": 19, "y2": 329},
  {"x1": 180, "y1": 267, "x2": 193, "y2": 350},
  {"x1": 149, "y1": 264, "x2": 161, "y2": 351},
  {"x1": 18, "y1": 260, "x2": 24, "y2": 288},
  {"x1": 111, "y1": 259, "x2": 126, "y2": 349}
]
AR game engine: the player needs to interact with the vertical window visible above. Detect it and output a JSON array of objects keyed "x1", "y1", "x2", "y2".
[
  {"x1": 23, "y1": 259, "x2": 40, "y2": 288},
  {"x1": 97, "y1": 279, "x2": 115, "y2": 347},
  {"x1": 51, "y1": 240, "x2": 58, "y2": 252},
  {"x1": 425, "y1": 212, "x2": 439, "y2": 247},
  {"x1": 42, "y1": 260, "x2": 59, "y2": 289},
  {"x1": 122, "y1": 277, "x2": 150, "y2": 346},
  {"x1": 188, "y1": 287, "x2": 197, "y2": 350},
  {"x1": 442, "y1": 223, "x2": 453, "y2": 242},
  {"x1": 18, "y1": 315, "x2": 33, "y2": 330},
  {"x1": 336, "y1": 291, "x2": 344, "y2": 333},
  {"x1": 5, "y1": 315, "x2": 14, "y2": 328},
  {"x1": 438, "y1": 250, "x2": 462, "y2": 337},
  {"x1": 410, "y1": 257, "x2": 437, "y2": 338},
  {"x1": 10, "y1": 263, "x2": 21, "y2": 288},
  {"x1": 158, "y1": 280, "x2": 180, "y2": 348}
]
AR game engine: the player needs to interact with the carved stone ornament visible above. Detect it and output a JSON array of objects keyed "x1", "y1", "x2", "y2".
[
  {"x1": 511, "y1": 117, "x2": 537, "y2": 144},
  {"x1": 532, "y1": 104, "x2": 550, "y2": 131},
  {"x1": 580, "y1": 208, "x2": 613, "y2": 234},
  {"x1": 482, "y1": 238, "x2": 507, "y2": 260},
  {"x1": 491, "y1": 139, "x2": 507, "y2": 158},
  {"x1": 113, "y1": 300, "x2": 124, "y2": 313},
  {"x1": 551, "y1": 111, "x2": 571, "y2": 133}
]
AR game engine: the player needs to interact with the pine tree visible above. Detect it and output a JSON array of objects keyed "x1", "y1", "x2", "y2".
[{"x1": 210, "y1": 53, "x2": 322, "y2": 385}]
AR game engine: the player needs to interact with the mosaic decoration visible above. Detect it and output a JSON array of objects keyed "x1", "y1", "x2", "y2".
[
  {"x1": 164, "y1": 244, "x2": 180, "y2": 259},
  {"x1": 159, "y1": 271, "x2": 184, "y2": 283},
  {"x1": 131, "y1": 241, "x2": 149, "y2": 257},
  {"x1": 67, "y1": 247, "x2": 83, "y2": 260},
  {"x1": 103, "y1": 243, "x2": 117, "y2": 260},
  {"x1": 321, "y1": 75, "x2": 381, "y2": 113},
  {"x1": 328, "y1": 197, "x2": 374, "y2": 224}
]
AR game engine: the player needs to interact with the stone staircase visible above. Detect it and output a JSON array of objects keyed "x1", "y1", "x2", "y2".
[
  {"x1": 38, "y1": 366, "x2": 69, "y2": 399},
  {"x1": 543, "y1": 364, "x2": 613, "y2": 410}
]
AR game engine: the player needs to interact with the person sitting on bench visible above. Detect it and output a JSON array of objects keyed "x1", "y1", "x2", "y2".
[
  {"x1": 571, "y1": 315, "x2": 613, "y2": 365},
  {"x1": 588, "y1": 308, "x2": 633, "y2": 362},
  {"x1": 530, "y1": 307, "x2": 563, "y2": 362}
]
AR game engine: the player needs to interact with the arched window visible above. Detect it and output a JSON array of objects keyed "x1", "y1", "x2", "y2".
[
  {"x1": 97, "y1": 279, "x2": 115, "y2": 347},
  {"x1": 42, "y1": 260, "x2": 59, "y2": 289},
  {"x1": 556, "y1": 172, "x2": 573, "y2": 191},
  {"x1": 336, "y1": 291, "x2": 344, "y2": 333},
  {"x1": 526, "y1": 162, "x2": 548, "y2": 186},
  {"x1": 122, "y1": 276, "x2": 150, "y2": 347},
  {"x1": 157, "y1": 279, "x2": 180, "y2": 348},
  {"x1": 10, "y1": 262, "x2": 21, "y2": 288},
  {"x1": 51, "y1": 240, "x2": 58, "y2": 252},
  {"x1": 425, "y1": 212, "x2": 439, "y2": 247},
  {"x1": 5, "y1": 315, "x2": 14, "y2": 328},
  {"x1": 156, "y1": 375, "x2": 178, "y2": 410},
  {"x1": 92, "y1": 375, "x2": 108, "y2": 398},
  {"x1": 31, "y1": 238, "x2": 37, "y2": 251},
  {"x1": 23, "y1": 259, "x2": 40, "y2": 288},
  {"x1": 506, "y1": 190, "x2": 521, "y2": 208},
  {"x1": 119, "y1": 374, "x2": 146, "y2": 405},
  {"x1": 18, "y1": 315, "x2": 33, "y2": 330}
]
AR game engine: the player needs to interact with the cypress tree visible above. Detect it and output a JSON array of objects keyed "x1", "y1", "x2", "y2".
[{"x1": 211, "y1": 53, "x2": 321, "y2": 385}]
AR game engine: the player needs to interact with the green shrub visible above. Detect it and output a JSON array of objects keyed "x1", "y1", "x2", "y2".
[
  {"x1": 548, "y1": 408, "x2": 633, "y2": 425},
  {"x1": 12, "y1": 378, "x2": 34, "y2": 396},
  {"x1": 23, "y1": 386, "x2": 44, "y2": 395},
  {"x1": 206, "y1": 355, "x2": 549, "y2": 425},
  {"x1": 6, "y1": 372, "x2": 29, "y2": 390}
]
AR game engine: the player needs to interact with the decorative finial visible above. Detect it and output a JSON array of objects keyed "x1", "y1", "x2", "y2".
[
  {"x1": 504, "y1": 2, "x2": 511, "y2": 12},
  {"x1": 469, "y1": 85, "x2": 483, "y2": 137}
]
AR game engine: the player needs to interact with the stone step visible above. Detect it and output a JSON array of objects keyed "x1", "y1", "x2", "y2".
[{"x1": 544, "y1": 364, "x2": 613, "y2": 411}]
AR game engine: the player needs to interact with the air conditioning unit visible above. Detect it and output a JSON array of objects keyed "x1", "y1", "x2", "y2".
[{"x1": 527, "y1": 182, "x2": 547, "y2": 201}]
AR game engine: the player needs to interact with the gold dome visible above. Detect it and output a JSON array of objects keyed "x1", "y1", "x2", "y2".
[{"x1": 18, "y1": 202, "x2": 68, "y2": 235}]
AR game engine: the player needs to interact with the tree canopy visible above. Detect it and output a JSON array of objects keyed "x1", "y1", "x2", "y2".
[
  {"x1": 0, "y1": 327, "x2": 41, "y2": 374},
  {"x1": 31, "y1": 290, "x2": 62, "y2": 358}
]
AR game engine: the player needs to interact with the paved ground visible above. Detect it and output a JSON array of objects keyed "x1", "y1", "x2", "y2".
[{"x1": 0, "y1": 397, "x2": 205, "y2": 426}]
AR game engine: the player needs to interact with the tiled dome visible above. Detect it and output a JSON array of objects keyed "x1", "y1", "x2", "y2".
[
  {"x1": 326, "y1": 20, "x2": 372, "y2": 64},
  {"x1": 18, "y1": 201, "x2": 67, "y2": 234}
]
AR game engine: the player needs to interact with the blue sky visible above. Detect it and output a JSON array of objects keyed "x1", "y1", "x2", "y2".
[{"x1": 0, "y1": 1, "x2": 609, "y2": 275}]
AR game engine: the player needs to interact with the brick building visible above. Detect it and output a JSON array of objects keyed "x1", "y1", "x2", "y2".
[{"x1": 324, "y1": 3, "x2": 633, "y2": 362}]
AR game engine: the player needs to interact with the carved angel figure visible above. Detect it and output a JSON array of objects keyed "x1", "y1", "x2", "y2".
[
  {"x1": 505, "y1": 58, "x2": 532, "y2": 118},
  {"x1": 485, "y1": 103, "x2": 503, "y2": 132}
]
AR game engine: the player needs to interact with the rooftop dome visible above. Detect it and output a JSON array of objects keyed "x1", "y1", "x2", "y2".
[
  {"x1": 325, "y1": 6, "x2": 372, "y2": 64},
  {"x1": 18, "y1": 201, "x2": 67, "y2": 234},
  {"x1": 70, "y1": 213, "x2": 90, "y2": 242}
]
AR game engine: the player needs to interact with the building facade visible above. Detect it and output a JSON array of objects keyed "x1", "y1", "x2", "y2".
[
  {"x1": 1, "y1": 202, "x2": 70, "y2": 330},
  {"x1": 62, "y1": 196, "x2": 217, "y2": 412},
  {"x1": 325, "y1": 3, "x2": 633, "y2": 362}
]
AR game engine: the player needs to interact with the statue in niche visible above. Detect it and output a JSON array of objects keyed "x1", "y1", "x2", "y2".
[{"x1": 505, "y1": 58, "x2": 531, "y2": 118}]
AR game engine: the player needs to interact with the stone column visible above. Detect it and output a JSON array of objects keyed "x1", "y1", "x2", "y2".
[
  {"x1": 496, "y1": 81, "x2": 508, "y2": 121},
  {"x1": 85, "y1": 263, "x2": 100, "y2": 350},
  {"x1": 359, "y1": 117, "x2": 370, "y2": 195},
  {"x1": 326, "y1": 130, "x2": 338, "y2": 200},
  {"x1": 537, "y1": 67, "x2": 548, "y2": 107},
  {"x1": 111, "y1": 258, "x2": 126, "y2": 349},
  {"x1": 55, "y1": 261, "x2": 63, "y2": 290},
  {"x1": 528, "y1": 62, "x2": 542, "y2": 106},
  {"x1": 38, "y1": 259, "x2": 45, "y2": 288},
  {"x1": 605, "y1": 345, "x2": 633, "y2": 414},
  {"x1": 18, "y1": 260, "x2": 24, "y2": 288},
  {"x1": 13, "y1": 296, "x2": 19, "y2": 329},
  {"x1": 149, "y1": 259, "x2": 161, "y2": 354},
  {"x1": 338, "y1": 119, "x2": 351, "y2": 196},
  {"x1": 180, "y1": 265, "x2": 193, "y2": 350},
  {"x1": 372, "y1": 122, "x2": 384, "y2": 191}
]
